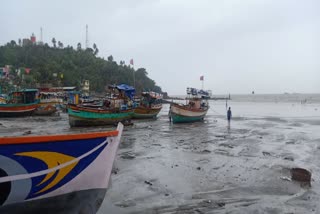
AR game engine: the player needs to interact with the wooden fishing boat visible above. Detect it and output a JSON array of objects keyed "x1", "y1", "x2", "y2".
[
  {"x1": 33, "y1": 104, "x2": 57, "y2": 116},
  {"x1": 68, "y1": 84, "x2": 135, "y2": 127},
  {"x1": 0, "y1": 94, "x2": 7, "y2": 104},
  {"x1": 33, "y1": 92, "x2": 62, "y2": 116},
  {"x1": 0, "y1": 89, "x2": 39, "y2": 117},
  {"x1": 169, "y1": 88, "x2": 209, "y2": 123},
  {"x1": 0, "y1": 123, "x2": 124, "y2": 214},
  {"x1": 133, "y1": 92, "x2": 162, "y2": 119},
  {"x1": 133, "y1": 105, "x2": 162, "y2": 119},
  {"x1": 68, "y1": 104, "x2": 133, "y2": 127}
]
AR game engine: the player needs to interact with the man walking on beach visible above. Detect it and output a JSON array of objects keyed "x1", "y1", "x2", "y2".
[{"x1": 227, "y1": 107, "x2": 232, "y2": 128}]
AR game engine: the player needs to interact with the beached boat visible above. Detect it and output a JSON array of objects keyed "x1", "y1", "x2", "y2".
[
  {"x1": 68, "y1": 84, "x2": 135, "y2": 127},
  {"x1": 0, "y1": 123, "x2": 124, "y2": 214},
  {"x1": 0, "y1": 94, "x2": 7, "y2": 104},
  {"x1": 133, "y1": 92, "x2": 162, "y2": 119},
  {"x1": 33, "y1": 92, "x2": 62, "y2": 116},
  {"x1": 169, "y1": 88, "x2": 209, "y2": 123},
  {"x1": 0, "y1": 89, "x2": 39, "y2": 117},
  {"x1": 68, "y1": 104, "x2": 133, "y2": 127},
  {"x1": 33, "y1": 104, "x2": 57, "y2": 116}
]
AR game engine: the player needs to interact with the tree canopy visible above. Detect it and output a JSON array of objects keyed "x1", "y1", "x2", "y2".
[{"x1": 0, "y1": 40, "x2": 162, "y2": 94}]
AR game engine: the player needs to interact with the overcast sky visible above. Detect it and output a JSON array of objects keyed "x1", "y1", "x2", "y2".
[{"x1": 1, "y1": 0, "x2": 319, "y2": 95}]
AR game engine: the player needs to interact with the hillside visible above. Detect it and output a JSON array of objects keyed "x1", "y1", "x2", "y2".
[{"x1": 0, "y1": 40, "x2": 162, "y2": 94}]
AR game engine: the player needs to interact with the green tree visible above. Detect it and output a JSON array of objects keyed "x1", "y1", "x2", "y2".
[
  {"x1": 77, "y1": 42, "x2": 81, "y2": 51},
  {"x1": 9, "y1": 40, "x2": 17, "y2": 47},
  {"x1": 0, "y1": 41, "x2": 162, "y2": 94},
  {"x1": 107, "y1": 55, "x2": 113, "y2": 62},
  {"x1": 58, "y1": 41, "x2": 63, "y2": 49},
  {"x1": 52, "y1": 38, "x2": 56, "y2": 48},
  {"x1": 93, "y1": 43, "x2": 98, "y2": 55}
]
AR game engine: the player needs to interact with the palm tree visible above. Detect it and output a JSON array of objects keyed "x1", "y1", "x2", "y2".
[{"x1": 52, "y1": 38, "x2": 56, "y2": 48}]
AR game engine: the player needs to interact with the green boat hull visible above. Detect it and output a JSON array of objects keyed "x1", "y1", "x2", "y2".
[
  {"x1": 170, "y1": 113, "x2": 205, "y2": 123},
  {"x1": 132, "y1": 112, "x2": 158, "y2": 119},
  {"x1": 68, "y1": 107, "x2": 133, "y2": 127}
]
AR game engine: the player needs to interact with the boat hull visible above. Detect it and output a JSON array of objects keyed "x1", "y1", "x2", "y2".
[
  {"x1": 0, "y1": 188, "x2": 105, "y2": 214},
  {"x1": 68, "y1": 105, "x2": 133, "y2": 127},
  {"x1": 169, "y1": 104, "x2": 208, "y2": 123},
  {"x1": 0, "y1": 103, "x2": 38, "y2": 117},
  {"x1": 133, "y1": 105, "x2": 162, "y2": 119},
  {"x1": 0, "y1": 123, "x2": 123, "y2": 213},
  {"x1": 33, "y1": 104, "x2": 57, "y2": 116}
]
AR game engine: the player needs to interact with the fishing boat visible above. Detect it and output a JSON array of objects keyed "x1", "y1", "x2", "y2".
[
  {"x1": 0, "y1": 94, "x2": 7, "y2": 104},
  {"x1": 68, "y1": 84, "x2": 135, "y2": 127},
  {"x1": 33, "y1": 92, "x2": 62, "y2": 116},
  {"x1": 169, "y1": 88, "x2": 209, "y2": 123},
  {"x1": 133, "y1": 92, "x2": 162, "y2": 119},
  {"x1": 68, "y1": 104, "x2": 133, "y2": 127},
  {"x1": 0, "y1": 89, "x2": 39, "y2": 117},
  {"x1": 0, "y1": 123, "x2": 124, "y2": 214},
  {"x1": 33, "y1": 104, "x2": 57, "y2": 116}
]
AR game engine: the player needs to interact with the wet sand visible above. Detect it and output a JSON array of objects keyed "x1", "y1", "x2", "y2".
[
  {"x1": 1, "y1": 99, "x2": 320, "y2": 213},
  {"x1": 99, "y1": 101, "x2": 320, "y2": 214}
]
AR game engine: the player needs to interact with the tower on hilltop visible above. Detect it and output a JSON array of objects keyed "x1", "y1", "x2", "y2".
[{"x1": 85, "y1": 24, "x2": 89, "y2": 49}]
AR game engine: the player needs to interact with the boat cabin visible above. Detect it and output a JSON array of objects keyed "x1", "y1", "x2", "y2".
[{"x1": 7, "y1": 89, "x2": 39, "y2": 104}]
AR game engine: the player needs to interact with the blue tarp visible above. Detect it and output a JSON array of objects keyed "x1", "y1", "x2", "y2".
[
  {"x1": 198, "y1": 90, "x2": 209, "y2": 96},
  {"x1": 116, "y1": 84, "x2": 135, "y2": 100}
]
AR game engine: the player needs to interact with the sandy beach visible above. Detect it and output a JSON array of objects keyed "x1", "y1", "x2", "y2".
[{"x1": 1, "y1": 94, "x2": 319, "y2": 213}]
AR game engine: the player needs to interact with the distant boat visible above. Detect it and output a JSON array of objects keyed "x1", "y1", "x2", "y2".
[
  {"x1": 133, "y1": 92, "x2": 162, "y2": 119},
  {"x1": 0, "y1": 123, "x2": 123, "y2": 214},
  {"x1": 68, "y1": 84, "x2": 135, "y2": 127},
  {"x1": 33, "y1": 104, "x2": 57, "y2": 116},
  {"x1": 33, "y1": 92, "x2": 62, "y2": 116},
  {"x1": 169, "y1": 88, "x2": 209, "y2": 123},
  {"x1": 0, "y1": 89, "x2": 39, "y2": 117},
  {"x1": 0, "y1": 94, "x2": 7, "y2": 104}
]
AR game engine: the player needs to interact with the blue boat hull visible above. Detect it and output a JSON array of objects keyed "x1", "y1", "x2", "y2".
[{"x1": 0, "y1": 188, "x2": 105, "y2": 214}]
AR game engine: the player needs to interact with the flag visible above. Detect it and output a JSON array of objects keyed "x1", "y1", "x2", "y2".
[
  {"x1": 200, "y1": 75, "x2": 204, "y2": 81},
  {"x1": 25, "y1": 68, "x2": 31, "y2": 74},
  {"x1": 130, "y1": 59, "x2": 134, "y2": 65}
]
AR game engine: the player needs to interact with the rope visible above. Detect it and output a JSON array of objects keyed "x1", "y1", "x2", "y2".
[{"x1": 211, "y1": 108, "x2": 225, "y2": 117}]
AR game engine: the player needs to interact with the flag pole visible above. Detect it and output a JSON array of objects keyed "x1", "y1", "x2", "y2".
[
  {"x1": 130, "y1": 59, "x2": 135, "y2": 89},
  {"x1": 201, "y1": 75, "x2": 204, "y2": 90},
  {"x1": 133, "y1": 66, "x2": 135, "y2": 89}
]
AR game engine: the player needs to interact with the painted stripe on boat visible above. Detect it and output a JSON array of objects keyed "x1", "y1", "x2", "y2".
[
  {"x1": 0, "y1": 108, "x2": 36, "y2": 113},
  {"x1": 0, "y1": 130, "x2": 119, "y2": 145}
]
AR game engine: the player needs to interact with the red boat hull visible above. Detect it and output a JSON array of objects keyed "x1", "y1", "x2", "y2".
[{"x1": 0, "y1": 104, "x2": 38, "y2": 117}]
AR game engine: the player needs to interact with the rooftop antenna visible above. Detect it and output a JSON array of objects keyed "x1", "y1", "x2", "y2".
[{"x1": 85, "y1": 24, "x2": 89, "y2": 49}]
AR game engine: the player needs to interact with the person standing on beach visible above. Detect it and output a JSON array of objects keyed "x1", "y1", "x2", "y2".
[{"x1": 227, "y1": 107, "x2": 232, "y2": 128}]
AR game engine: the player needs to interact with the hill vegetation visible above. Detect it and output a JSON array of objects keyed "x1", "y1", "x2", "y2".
[{"x1": 0, "y1": 40, "x2": 162, "y2": 94}]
